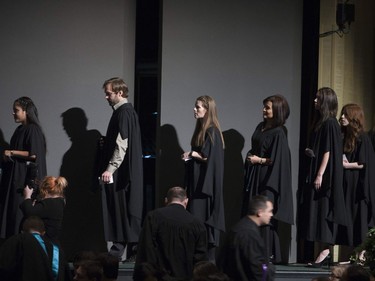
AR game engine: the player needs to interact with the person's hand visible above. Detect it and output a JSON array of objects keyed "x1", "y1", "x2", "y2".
[
  {"x1": 247, "y1": 154, "x2": 259, "y2": 164},
  {"x1": 23, "y1": 185, "x2": 33, "y2": 199},
  {"x1": 314, "y1": 174, "x2": 323, "y2": 190},
  {"x1": 101, "y1": 171, "x2": 113, "y2": 184},
  {"x1": 3, "y1": 150, "x2": 12, "y2": 161},
  {"x1": 305, "y1": 148, "x2": 315, "y2": 158},
  {"x1": 181, "y1": 151, "x2": 192, "y2": 161}
]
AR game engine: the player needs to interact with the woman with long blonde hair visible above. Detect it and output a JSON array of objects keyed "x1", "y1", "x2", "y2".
[
  {"x1": 20, "y1": 176, "x2": 68, "y2": 244},
  {"x1": 182, "y1": 95, "x2": 225, "y2": 260}
]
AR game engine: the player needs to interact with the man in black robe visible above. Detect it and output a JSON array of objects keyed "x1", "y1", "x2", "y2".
[
  {"x1": 135, "y1": 187, "x2": 208, "y2": 281},
  {"x1": 99, "y1": 77, "x2": 144, "y2": 261},
  {"x1": 0, "y1": 216, "x2": 70, "y2": 281},
  {"x1": 219, "y1": 195, "x2": 275, "y2": 281}
]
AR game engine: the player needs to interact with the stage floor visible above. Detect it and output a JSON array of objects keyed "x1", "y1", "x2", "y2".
[{"x1": 117, "y1": 263, "x2": 331, "y2": 281}]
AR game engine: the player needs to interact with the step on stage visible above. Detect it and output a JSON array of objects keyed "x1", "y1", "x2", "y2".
[{"x1": 117, "y1": 263, "x2": 331, "y2": 281}]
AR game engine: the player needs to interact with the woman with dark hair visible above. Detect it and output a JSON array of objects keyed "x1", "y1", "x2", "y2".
[
  {"x1": 337, "y1": 104, "x2": 375, "y2": 247},
  {"x1": 20, "y1": 176, "x2": 67, "y2": 244},
  {"x1": 182, "y1": 95, "x2": 225, "y2": 260},
  {"x1": 0, "y1": 96, "x2": 47, "y2": 238},
  {"x1": 242, "y1": 94, "x2": 293, "y2": 263},
  {"x1": 298, "y1": 87, "x2": 346, "y2": 266}
]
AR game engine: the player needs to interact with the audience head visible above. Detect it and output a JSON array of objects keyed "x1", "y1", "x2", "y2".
[
  {"x1": 263, "y1": 94, "x2": 290, "y2": 128},
  {"x1": 165, "y1": 186, "x2": 188, "y2": 207},
  {"x1": 73, "y1": 260, "x2": 103, "y2": 281},
  {"x1": 133, "y1": 262, "x2": 165, "y2": 281},
  {"x1": 193, "y1": 261, "x2": 231, "y2": 281},
  {"x1": 39, "y1": 176, "x2": 68, "y2": 199},
  {"x1": 22, "y1": 215, "x2": 45, "y2": 234},
  {"x1": 246, "y1": 195, "x2": 273, "y2": 226},
  {"x1": 73, "y1": 251, "x2": 99, "y2": 270},
  {"x1": 341, "y1": 265, "x2": 371, "y2": 281},
  {"x1": 330, "y1": 265, "x2": 349, "y2": 281},
  {"x1": 102, "y1": 77, "x2": 129, "y2": 98},
  {"x1": 96, "y1": 253, "x2": 119, "y2": 281}
]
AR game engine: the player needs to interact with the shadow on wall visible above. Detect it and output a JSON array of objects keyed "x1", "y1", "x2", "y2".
[
  {"x1": 0, "y1": 129, "x2": 10, "y2": 185},
  {"x1": 59, "y1": 107, "x2": 106, "y2": 260},
  {"x1": 222, "y1": 129, "x2": 245, "y2": 230},
  {"x1": 158, "y1": 124, "x2": 185, "y2": 207}
]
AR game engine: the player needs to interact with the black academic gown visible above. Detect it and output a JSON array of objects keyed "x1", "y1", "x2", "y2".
[
  {"x1": 185, "y1": 126, "x2": 225, "y2": 246},
  {"x1": 337, "y1": 133, "x2": 375, "y2": 246},
  {"x1": 298, "y1": 117, "x2": 346, "y2": 244},
  {"x1": 369, "y1": 129, "x2": 375, "y2": 152},
  {"x1": 0, "y1": 124, "x2": 47, "y2": 238},
  {"x1": 0, "y1": 232, "x2": 70, "y2": 281},
  {"x1": 101, "y1": 103, "x2": 143, "y2": 243},
  {"x1": 219, "y1": 217, "x2": 274, "y2": 281},
  {"x1": 136, "y1": 204, "x2": 208, "y2": 281},
  {"x1": 243, "y1": 123, "x2": 293, "y2": 263}
]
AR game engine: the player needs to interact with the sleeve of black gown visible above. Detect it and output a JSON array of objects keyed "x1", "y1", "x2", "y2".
[
  {"x1": 193, "y1": 223, "x2": 208, "y2": 264},
  {"x1": 135, "y1": 213, "x2": 158, "y2": 265},
  {"x1": 0, "y1": 235, "x2": 20, "y2": 278},
  {"x1": 200, "y1": 127, "x2": 223, "y2": 198},
  {"x1": 263, "y1": 129, "x2": 293, "y2": 225},
  {"x1": 359, "y1": 134, "x2": 375, "y2": 219}
]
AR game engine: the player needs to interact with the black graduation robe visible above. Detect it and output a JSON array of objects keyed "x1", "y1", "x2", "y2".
[
  {"x1": 243, "y1": 123, "x2": 293, "y2": 224},
  {"x1": 0, "y1": 232, "x2": 70, "y2": 281},
  {"x1": 219, "y1": 217, "x2": 274, "y2": 281},
  {"x1": 185, "y1": 126, "x2": 225, "y2": 246},
  {"x1": 298, "y1": 117, "x2": 346, "y2": 244},
  {"x1": 0, "y1": 124, "x2": 47, "y2": 238},
  {"x1": 242, "y1": 123, "x2": 293, "y2": 263},
  {"x1": 136, "y1": 204, "x2": 208, "y2": 281},
  {"x1": 337, "y1": 133, "x2": 375, "y2": 246},
  {"x1": 100, "y1": 103, "x2": 143, "y2": 243},
  {"x1": 369, "y1": 129, "x2": 375, "y2": 151}
]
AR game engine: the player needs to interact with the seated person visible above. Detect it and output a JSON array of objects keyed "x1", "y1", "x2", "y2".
[{"x1": 0, "y1": 216, "x2": 71, "y2": 281}]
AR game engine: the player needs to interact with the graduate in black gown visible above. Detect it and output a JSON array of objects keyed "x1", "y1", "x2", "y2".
[
  {"x1": 182, "y1": 95, "x2": 225, "y2": 260},
  {"x1": 242, "y1": 95, "x2": 293, "y2": 263},
  {"x1": 99, "y1": 78, "x2": 144, "y2": 260},
  {"x1": 0, "y1": 216, "x2": 71, "y2": 281},
  {"x1": 135, "y1": 187, "x2": 207, "y2": 280},
  {"x1": 0, "y1": 97, "x2": 47, "y2": 239},
  {"x1": 298, "y1": 87, "x2": 346, "y2": 265},
  {"x1": 337, "y1": 104, "x2": 375, "y2": 247},
  {"x1": 20, "y1": 176, "x2": 68, "y2": 245}
]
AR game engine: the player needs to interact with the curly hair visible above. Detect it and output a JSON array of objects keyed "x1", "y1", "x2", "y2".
[
  {"x1": 341, "y1": 103, "x2": 365, "y2": 154},
  {"x1": 39, "y1": 176, "x2": 68, "y2": 199}
]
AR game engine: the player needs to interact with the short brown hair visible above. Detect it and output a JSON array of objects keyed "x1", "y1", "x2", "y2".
[{"x1": 103, "y1": 77, "x2": 129, "y2": 98}]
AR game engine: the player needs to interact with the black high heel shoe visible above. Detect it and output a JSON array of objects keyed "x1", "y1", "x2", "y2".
[{"x1": 307, "y1": 254, "x2": 331, "y2": 268}]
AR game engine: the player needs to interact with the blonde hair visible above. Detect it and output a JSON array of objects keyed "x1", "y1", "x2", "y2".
[
  {"x1": 39, "y1": 176, "x2": 68, "y2": 198},
  {"x1": 191, "y1": 95, "x2": 224, "y2": 148}
]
